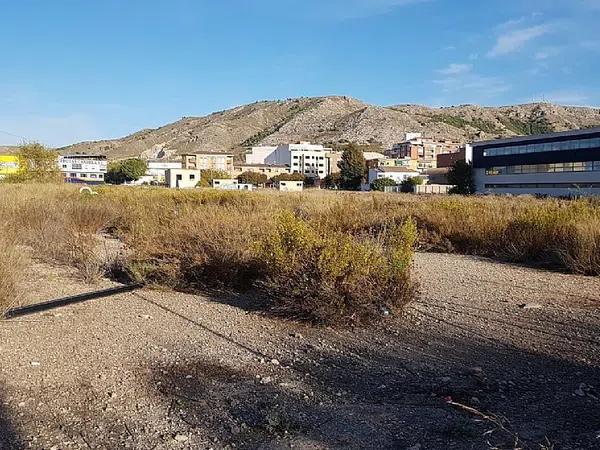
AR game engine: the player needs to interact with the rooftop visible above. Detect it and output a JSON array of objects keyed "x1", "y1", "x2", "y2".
[
  {"x1": 235, "y1": 163, "x2": 289, "y2": 168},
  {"x1": 377, "y1": 167, "x2": 420, "y2": 173},
  {"x1": 471, "y1": 127, "x2": 600, "y2": 147}
]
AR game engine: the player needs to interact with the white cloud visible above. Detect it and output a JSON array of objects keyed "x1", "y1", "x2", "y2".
[
  {"x1": 488, "y1": 24, "x2": 553, "y2": 57},
  {"x1": 433, "y1": 64, "x2": 510, "y2": 101},
  {"x1": 437, "y1": 63, "x2": 472, "y2": 75}
]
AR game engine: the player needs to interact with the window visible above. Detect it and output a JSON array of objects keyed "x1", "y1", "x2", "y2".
[
  {"x1": 176, "y1": 174, "x2": 183, "y2": 181},
  {"x1": 70, "y1": 173, "x2": 77, "y2": 177},
  {"x1": 62, "y1": 164, "x2": 67, "y2": 169},
  {"x1": 90, "y1": 174, "x2": 97, "y2": 178},
  {"x1": 72, "y1": 164, "x2": 82, "y2": 169},
  {"x1": 189, "y1": 174, "x2": 196, "y2": 180},
  {"x1": 485, "y1": 160, "x2": 600, "y2": 175},
  {"x1": 99, "y1": 174, "x2": 104, "y2": 179}
]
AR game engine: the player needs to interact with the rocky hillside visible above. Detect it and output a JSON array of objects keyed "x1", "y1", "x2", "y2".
[{"x1": 59, "y1": 96, "x2": 600, "y2": 160}]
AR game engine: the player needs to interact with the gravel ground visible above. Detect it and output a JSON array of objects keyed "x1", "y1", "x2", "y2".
[{"x1": 1, "y1": 253, "x2": 599, "y2": 450}]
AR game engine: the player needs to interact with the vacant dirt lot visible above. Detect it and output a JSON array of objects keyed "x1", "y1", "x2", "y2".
[{"x1": 1, "y1": 253, "x2": 599, "y2": 449}]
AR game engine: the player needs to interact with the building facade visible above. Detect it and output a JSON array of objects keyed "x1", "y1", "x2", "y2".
[
  {"x1": 469, "y1": 127, "x2": 600, "y2": 197},
  {"x1": 165, "y1": 168, "x2": 200, "y2": 189},
  {"x1": 245, "y1": 142, "x2": 332, "y2": 179},
  {"x1": 387, "y1": 135, "x2": 461, "y2": 171},
  {"x1": 367, "y1": 167, "x2": 424, "y2": 187},
  {"x1": 0, "y1": 155, "x2": 19, "y2": 179},
  {"x1": 278, "y1": 180, "x2": 304, "y2": 192},
  {"x1": 437, "y1": 147, "x2": 466, "y2": 168},
  {"x1": 181, "y1": 152, "x2": 234, "y2": 173},
  {"x1": 59, "y1": 155, "x2": 108, "y2": 184},
  {"x1": 232, "y1": 163, "x2": 291, "y2": 178},
  {"x1": 131, "y1": 161, "x2": 182, "y2": 185},
  {"x1": 212, "y1": 179, "x2": 253, "y2": 190}
]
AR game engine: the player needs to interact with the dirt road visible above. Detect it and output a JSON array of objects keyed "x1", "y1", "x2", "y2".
[{"x1": 1, "y1": 253, "x2": 599, "y2": 449}]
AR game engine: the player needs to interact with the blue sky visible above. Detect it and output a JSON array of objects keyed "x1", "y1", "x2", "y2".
[{"x1": 1, "y1": 0, "x2": 599, "y2": 147}]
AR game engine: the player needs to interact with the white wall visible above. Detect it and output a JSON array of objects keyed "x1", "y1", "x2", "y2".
[
  {"x1": 166, "y1": 169, "x2": 200, "y2": 189},
  {"x1": 246, "y1": 146, "x2": 277, "y2": 164}
]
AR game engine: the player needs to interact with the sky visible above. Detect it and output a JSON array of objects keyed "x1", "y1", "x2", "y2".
[{"x1": 1, "y1": 0, "x2": 599, "y2": 147}]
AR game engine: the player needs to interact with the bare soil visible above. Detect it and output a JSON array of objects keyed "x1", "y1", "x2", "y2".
[{"x1": 1, "y1": 253, "x2": 599, "y2": 450}]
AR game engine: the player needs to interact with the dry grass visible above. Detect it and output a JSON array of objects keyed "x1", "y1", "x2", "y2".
[{"x1": 0, "y1": 184, "x2": 598, "y2": 322}]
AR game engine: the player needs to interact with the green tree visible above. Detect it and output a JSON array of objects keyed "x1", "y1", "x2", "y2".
[
  {"x1": 199, "y1": 169, "x2": 230, "y2": 187},
  {"x1": 338, "y1": 143, "x2": 366, "y2": 190},
  {"x1": 271, "y1": 172, "x2": 305, "y2": 183},
  {"x1": 322, "y1": 172, "x2": 342, "y2": 189},
  {"x1": 400, "y1": 176, "x2": 424, "y2": 193},
  {"x1": 106, "y1": 159, "x2": 147, "y2": 184},
  {"x1": 4, "y1": 143, "x2": 61, "y2": 183},
  {"x1": 448, "y1": 160, "x2": 475, "y2": 195},
  {"x1": 370, "y1": 177, "x2": 397, "y2": 192},
  {"x1": 237, "y1": 171, "x2": 268, "y2": 186}
]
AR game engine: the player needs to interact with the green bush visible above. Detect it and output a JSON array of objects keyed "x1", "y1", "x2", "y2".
[
  {"x1": 256, "y1": 212, "x2": 417, "y2": 325},
  {"x1": 371, "y1": 177, "x2": 397, "y2": 192},
  {"x1": 106, "y1": 159, "x2": 147, "y2": 184}
]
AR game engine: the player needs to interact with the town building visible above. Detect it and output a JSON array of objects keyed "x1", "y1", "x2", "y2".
[
  {"x1": 181, "y1": 152, "x2": 234, "y2": 173},
  {"x1": 370, "y1": 157, "x2": 420, "y2": 171},
  {"x1": 245, "y1": 142, "x2": 332, "y2": 179},
  {"x1": 165, "y1": 168, "x2": 200, "y2": 189},
  {"x1": 278, "y1": 180, "x2": 304, "y2": 192},
  {"x1": 0, "y1": 154, "x2": 19, "y2": 179},
  {"x1": 437, "y1": 147, "x2": 466, "y2": 168},
  {"x1": 212, "y1": 179, "x2": 253, "y2": 191},
  {"x1": 386, "y1": 134, "x2": 462, "y2": 171},
  {"x1": 232, "y1": 163, "x2": 291, "y2": 178},
  {"x1": 132, "y1": 161, "x2": 182, "y2": 185},
  {"x1": 366, "y1": 166, "x2": 424, "y2": 188},
  {"x1": 246, "y1": 146, "x2": 278, "y2": 165},
  {"x1": 468, "y1": 127, "x2": 600, "y2": 197},
  {"x1": 59, "y1": 155, "x2": 108, "y2": 184}
]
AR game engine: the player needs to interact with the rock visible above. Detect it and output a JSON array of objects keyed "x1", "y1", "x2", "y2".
[
  {"x1": 261, "y1": 376, "x2": 273, "y2": 384},
  {"x1": 290, "y1": 332, "x2": 304, "y2": 339},
  {"x1": 271, "y1": 359, "x2": 280, "y2": 366},
  {"x1": 407, "y1": 444, "x2": 422, "y2": 450},
  {"x1": 520, "y1": 303, "x2": 542, "y2": 310},
  {"x1": 575, "y1": 383, "x2": 586, "y2": 396},
  {"x1": 30, "y1": 361, "x2": 40, "y2": 367},
  {"x1": 173, "y1": 434, "x2": 189, "y2": 442}
]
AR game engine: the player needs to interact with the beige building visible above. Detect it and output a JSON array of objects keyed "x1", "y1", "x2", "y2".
[
  {"x1": 386, "y1": 134, "x2": 461, "y2": 171},
  {"x1": 232, "y1": 163, "x2": 291, "y2": 178},
  {"x1": 181, "y1": 152, "x2": 234, "y2": 173},
  {"x1": 165, "y1": 168, "x2": 201, "y2": 189},
  {"x1": 377, "y1": 157, "x2": 420, "y2": 171},
  {"x1": 278, "y1": 180, "x2": 304, "y2": 192}
]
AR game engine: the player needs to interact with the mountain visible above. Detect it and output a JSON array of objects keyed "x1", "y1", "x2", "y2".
[{"x1": 59, "y1": 96, "x2": 600, "y2": 160}]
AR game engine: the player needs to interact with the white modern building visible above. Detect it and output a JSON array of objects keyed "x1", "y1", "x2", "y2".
[
  {"x1": 132, "y1": 161, "x2": 182, "y2": 185},
  {"x1": 59, "y1": 155, "x2": 108, "y2": 184},
  {"x1": 246, "y1": 142, "x2": 332, "y2": 179},
  {"x1": 367, "y1": 167, "x2": 424, "y2": 188},
  {"x1": 165, "y1": 168, "x2": 200, "y2": 189},
  {"x1": 212, "y1": 179, "x2": 253, "y2": 190}
]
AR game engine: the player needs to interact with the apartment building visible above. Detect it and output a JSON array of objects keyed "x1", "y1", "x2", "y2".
[
  {"x1": 181, "y1": 152, "x2": 234, "y2": 173},
  {"x1": 387, "y1": 134, "x2": 461, "y2": 171},
  {"x1": 246, "y1": 142, "x2": 332, "y2": 179},
  {"x1": 59, "y1": 155, "x2": 108, "y2": 184},
  {"x1": 131, "y1": 160, "x2": 182, "y2": 185},
  {"x1": 469, "y1": 127, "x2": 600, "y2": 197},
  {"x1": 437, "y1": 147, "x2": 466, "y2": 168}
]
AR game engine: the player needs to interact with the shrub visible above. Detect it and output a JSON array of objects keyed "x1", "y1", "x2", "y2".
[
  {"x1": 371, "y1": 177, "x2": 397, "y2": 192},
  {"x1": 448, "y1": 160, "x2": 475, "y2": 195},
  {"x1": 2, "y1": 143, "x2": 61, "y2": 183},
  {"x1": 400, "y1": 176, "x2": 424, "y2": 193},
  {"x1": 256, "y1": 212, "x2": 417, "y2": 325},
  {"x1": 338, "y1": 144, "x2": 366, "y2": 190},
  {"x1": 238, "y1": 171, "x2": 268, "y2": 186}
]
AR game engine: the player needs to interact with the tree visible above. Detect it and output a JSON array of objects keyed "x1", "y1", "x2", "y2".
[
  {"x1": 448, "y1": 160, "x2": 475, "y2": 195},
  {"x1": 199, "y1": 169, "x2": 230, "y2": 187},
  {"x1": 370, "y1": 177, "x2": 397, "y2": 192},
  {"x1": 106, "y1": 159, "x2": 147, "y2": 184},
  {"x1": 400, "y1": 176, "x2": 424, "y2": 193},
  {"x1": 4, "y1": 143, "x2": 61, "y2": 183},
  {"x1": 237, "y1": 171, "x2": 268, "y2": 186},
  {"x1": 322, "y1": 172, "x2": 342, "y2": 189},
  {"x1": 271, "y1": 172, "x2": 305, "y2": 183},
  {"x1": 338, "y1": 143, "x2": 366, "y2": 190}
]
